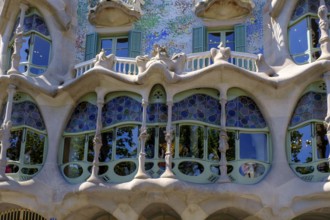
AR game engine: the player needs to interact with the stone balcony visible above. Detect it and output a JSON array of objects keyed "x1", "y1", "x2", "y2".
[{"x1": 74, "y1": 50, "x2": 260, "y2": 78}]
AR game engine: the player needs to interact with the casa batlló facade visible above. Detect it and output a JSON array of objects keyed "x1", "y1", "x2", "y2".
[{"x1": 0, "y1": 0, "x2": 330, "y2": 219}]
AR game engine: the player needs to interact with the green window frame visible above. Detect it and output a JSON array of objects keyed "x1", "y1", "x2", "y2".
[{"x1": 8, "y1": 8, "x2": 52, "y2": 76}]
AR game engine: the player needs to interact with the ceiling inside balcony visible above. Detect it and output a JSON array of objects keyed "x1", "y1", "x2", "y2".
[
  {"x1": 88, "y1": 0, "x2": 141, "y2": 27},
  {"x1": 195, "y1": 0, "x2": 255, "y2": 20}
]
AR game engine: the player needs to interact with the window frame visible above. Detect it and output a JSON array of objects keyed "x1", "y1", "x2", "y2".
[
  {"x1": 207, "y1": 29, "x2": 235, "y2": 51},
  {"x1": 8, "y1": 8, "x2": 52, "y2": 76}
]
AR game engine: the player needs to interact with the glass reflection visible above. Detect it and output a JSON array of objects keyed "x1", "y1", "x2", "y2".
[
  {"x1": 208, "y1": 128, "x2": 220, "y2": 161},
  {"x1": 32, "y1": 35, "x2": 51, "y2": 67},
  {"x1": 145, "y1": 127, "x2": 155, "y2": 159},
  {"x1": 289, "y1": 18, "x2": 308, "y2": 54},
  {"x1": 8, "y1": 130, "x2": 23, "y2": 161},
  {"x1": 178, "y1": 162, "x2": 204, "y2": 176},
  {"x1": 179, "y1": 125, "x2": 204, "y2": 158},
  {"x1": 24, "y1": 130, "x2": 45, "y2": 165},
  {"x1": 158, "y1": 127, "x2": 171, "y2": 158},
  {"x1": 239, "y1": 162, "x2": 265, "y2": 178},
  {"x1": 290, "y1": 125, "x2": 313, "y2": 163},
  {"x1": 100, "y1": 131, "x2": 113, "y2": 162},
  {"x1": 114, "y1": 162, "x2": 136, "y2": 176},
  {"x1": 240, "y1": 133, "x2": 268, "y2": 161},
  {"x1": 63, "y1": 136, "x2": 85, "y2": 163},
  {"x1": 116, "y1": 126, "x2": 138, "y2": 159},
  {"x1": 87, "y1": 135, "x2": 95, "y2": 162},
  {"x1": 101, "y1": 39, "x2": 113, "y2": 55},
  {"x1": 315, "y1": 123, "x2": 329, "y2": 159}
]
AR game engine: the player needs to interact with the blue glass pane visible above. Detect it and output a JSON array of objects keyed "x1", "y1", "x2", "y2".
[
  {"x1": 172, "y1": 94, "x2": 221, "y2": 125},
  {"x1": 11, "y1": 101, "x2": 45, "y2": 130},
  {"x1": 289, "y1": 19, "x2": 308, "y2": 55},
  {"x1": 240, "y1": 133, "x2": 268, "y2": 161},
  {"x1": 30, "y1": 67, "x2": 45, "y2": 75},
  {"x1": 293, "y1": 54, "x2": 309, "y2": 64},
  {"x1": 208, "y1": 33, "x2": 220, "y2": 50},
  {"x1": 147, "y1": 103, "x2": 168, "y2": 123},
  {"x1": 226, "y1": 96, "x2": 266, "y2": 128},
  {"x1": 32, "y1": 35, "x2": 50, "y2": 67},
  {"x1": 101, "y1": 39, "x2": 112, "y2": 55},
  {"x1": 102, "y1": 96, "x2": 142, "y2": 127},
  {"x1": 32, "y1": 14, "x2": 50, "y2": 36},
  {"x1": 24, "y1": 15, "x2": 34, "y2": 32},
  {"x1": 65, "y1": 102, "x2": 97, "y2": 133},
  {"x1": 290, "y1": 92, "x2": 327, "y2": 127}
]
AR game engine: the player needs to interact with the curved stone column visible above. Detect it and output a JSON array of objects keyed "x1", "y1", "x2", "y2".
[
  {"x1": 135, "y1": 99, "x2": 150, "y2": 179},
  {"x1": 0, "y1": 84, "x2": 16, "y2": 181}
]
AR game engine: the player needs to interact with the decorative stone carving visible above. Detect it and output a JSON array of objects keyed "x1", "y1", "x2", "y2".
[
  {"x1": 256, "y1": 54, "x2": 275, "y2": 76},
  {"x1": 132, "y1": 0, "x2": 145, "y2": 14},
  {"x1": 94, "y1": 49, "x2": 116, "y2": 69},
  {"x1": 136, "y1": 45, "x2": 187, "y2": 74},
  {"x1": 317, "y1": 0, "x2": 330, "y2": 61},
  {"x1": 210, "y1": 43, "x2": 231, "y2": 63},
  {"x1": 195, "y1": 0, "x2": 255, "y2": 20},
  {"x1": 89, "y1": 0, "x2": 141, "y2": 27}
]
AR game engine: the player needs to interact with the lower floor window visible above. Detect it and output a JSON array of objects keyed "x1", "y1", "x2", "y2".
[{"x1": 6, "y1": 128, "x2": 46, "y2": 180}]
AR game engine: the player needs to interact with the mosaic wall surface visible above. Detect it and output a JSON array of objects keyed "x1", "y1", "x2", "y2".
[
  {"x1": 290, "y1": 92, "x2": 327, "y2": 127},
  {"x1": 11, "y1": 101, "x2": 46, "y2": 131},
  {"x1": 172, "y1": 94, "x2": 221, "y2": 125},
  {"x1": 65, "y1": 102, "x2": 97, "y2": 133},
  {"x1": 226, "y1": 96, "x2": 267, "y2": 128},
  {"x1": 102, "y1": 96, "x2": 142, "y2": 127},
  {"x1": 75, "y1": 0, "x2": 266, "y2": 62}
]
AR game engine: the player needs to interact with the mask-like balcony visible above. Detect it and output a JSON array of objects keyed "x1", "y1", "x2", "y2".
[
  {"x1": 194, "y1": 0, "x2": 255, "y2": 21},
  {"x1": 88, "y1": 0, "x2": 142, "y2": 27}
]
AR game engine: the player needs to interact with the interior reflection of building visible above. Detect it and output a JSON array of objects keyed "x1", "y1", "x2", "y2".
[{"x1": 1, "y1": 0, "x2": 330, "y2": 219}]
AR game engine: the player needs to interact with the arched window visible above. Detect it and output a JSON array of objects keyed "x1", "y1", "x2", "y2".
[
  {"x1": 61, "y1": 92, "x2": 142, "y2": 184},
  {"x1": 288, "y1": 81, "x2": 329, "y2": 182},
  {"x1": 288, "y1": 0, "x2": 330, "y2": 64},
  {"x1": 144, "y1": 85, "x2": 168, "y2": 177},
  {"x1": 8, "y1": 8, "x2": 51, "y2": 75},
  {"x1": 225, "y1": 89, "x2": 270, "y2": 184},
  {"x1": 1, "y1": 93, "x2": 47, "y2": 181},
  {"x1": 171, "y1": 89, "x2": 222, "y2": 183}
]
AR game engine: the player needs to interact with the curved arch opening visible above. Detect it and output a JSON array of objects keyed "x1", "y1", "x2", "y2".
[
  {"x1": 139, "y1": 203, "x2": 181, "y2": 220},
  {"x1": 206, "y1": 207, "x2": 260, "y2": 220}
]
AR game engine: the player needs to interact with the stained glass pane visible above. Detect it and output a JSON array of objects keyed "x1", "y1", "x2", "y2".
[
  {"x1": 63, "y1": 136, "x2": 85, "y2": 163},
  {"x1": 32, "y1": 14, "x2": 50, "y2": 36},
  {"x1": 226, "y1": 96, "x2": 266, "y2": 128},
  {"x1": 179, "y1": 125, "x2": 204, "y2": 159},
  {"x1": 290, "y1": 124, "x2": 313, "y2": 163},
  {"x1": 172, "y1": 94, "x2": 221, "y2": 125},
  {"x1": 11, "y1": 101, "x2": 45, "y2": 130},
  {"x1": 147, "y1": 103, "x2": 167, "y2": 123},
  {"x1": 290, "y1": 92, "x2": 327, "y2": 127},
  {"x1": 65, "y1": 102, "x2": 97, "y2": 133},
  {"x1": 100, "y1": 131, "x2": 113, "y2": 162},
  {"x1": 102, "y1": 96, "x2": 142, "y2": 128},
  {"x1": 240, "y1": 133, "x2": 268, "y2": 161},
  {"x1": 115, "y1": 126, "x2": 139, "y2": 159},
  {"x1": 24, "y1": 130, "x2": 45, "y2": 165},
  {"x1": 7, "y1": 130, "x2": 23, "y2": 161}
]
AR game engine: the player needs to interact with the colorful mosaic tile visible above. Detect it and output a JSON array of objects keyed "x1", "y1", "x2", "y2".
[
  {"x1": 102, "y1": 96, "x2": 142, "y2": 127},
  {"x1": 172, "y1": 94, "x2": 221, "y2": 125},
  {"x1": 11, "y1": 101, "x2": 46, "y2": 131},
  {"x1": 226, "y1": 96, "x2": 266, "y2": 128},
  {"x1": 290, "y1": 92, "x2": 327, "y2": 127},
  {"x1": 65, "y1": 102, "x2": 97, "y2": 133},
  {"x1": 147, "y1": 103, "x2": 168, "y2": 123}
]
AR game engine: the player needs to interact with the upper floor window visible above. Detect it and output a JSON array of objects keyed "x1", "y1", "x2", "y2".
[
  {"x1": 8, "y1": 8, "x2": 51, "y2": 76},
  {"x1": 99, "y1": 36, "x2": 129, "y2": 57},
  {"x1": 208, "y1": 30, "x2": 235, "y2": 51},
  {"x1": 287, "y1": 81, "x2": 329, "y2": 182},
  {"x1": 288, "y1": 0, "x2": 330, "y2": 64},
  {"x1": 85, "y1": 31, "x2": 141, "y2": 61},
  {"x1": 0, "y1": 93, "x2": 47, "y2": 181},
  {"x1": 192, "y1": 25, "x2": 245, "y2": 53}
]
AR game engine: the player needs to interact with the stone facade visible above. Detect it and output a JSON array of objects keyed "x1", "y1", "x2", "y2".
[{"x1": 0, "y1": 0, "x2": 330, "y2": 219}]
